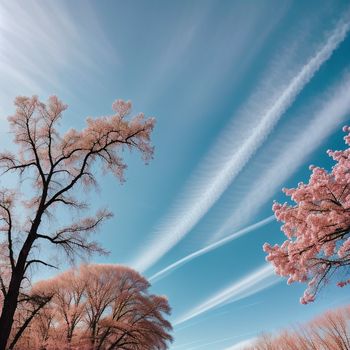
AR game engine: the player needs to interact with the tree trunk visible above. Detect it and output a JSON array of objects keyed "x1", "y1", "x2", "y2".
[
  {"x1": 0, "y1": 227, "x2": 37, "y2": 350},
  {"x1": 0, "y1": 267, "x2": 26, "y2": 349},
  {"x1": 8, "y1": 296, "x2": 51, "y2": 350}
]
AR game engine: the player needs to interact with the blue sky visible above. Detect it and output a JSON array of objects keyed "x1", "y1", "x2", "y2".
[{"x1": 1, "y1": 0, "x2": 350, "y2": 349}]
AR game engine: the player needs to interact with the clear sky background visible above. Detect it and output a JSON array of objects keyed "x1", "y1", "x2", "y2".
[{"x1": 1, "y1": 1, "x2": 350, "y2": 349}]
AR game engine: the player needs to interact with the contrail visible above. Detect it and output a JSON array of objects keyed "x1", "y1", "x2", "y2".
[
  {"x1": 149, "y1": 215, "x2": 274, "y2": 283},
  {"x1": 212, "y1": 70, "x2": 350, "y2": 242},
  {"x1": 170, "y1": 334, "x2": 256, "y2": 350},
  {"x1": 223, "y1": 338, "x2": 257, "y2": 350},
  {"x1": 131, "y1": 12, "x2": 350, "y2": 273},
  {"x1": 174, "y1": 264, "x2": 278, "y2": 325}
]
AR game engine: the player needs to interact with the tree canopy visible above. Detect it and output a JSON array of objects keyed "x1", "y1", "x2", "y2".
[
  {"x1": 264, "y1": 126, "x2": 350, "y2": 304},
  {"x1": 12, "y1": 264, "x2": 173, "y2": 350},
  {"x1": 0, "y1": 96, "x2": 156, "y2": 349}
]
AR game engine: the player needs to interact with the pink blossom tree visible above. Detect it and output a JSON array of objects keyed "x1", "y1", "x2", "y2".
[
  {"x1": 17, "y1": 264, "x2": 172, "y2": 350},
  {"x1": 264, "y1": 126, "x2": 350, "y2": 304},
  {"x1": 242, "y1": 305, "x2": 350, "y2": 350},
  {"x1": 0, "y1": 96, "x2": 155, "y2": 349}
]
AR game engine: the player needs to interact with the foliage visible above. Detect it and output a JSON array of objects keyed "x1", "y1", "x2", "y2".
[
  {"x1": 264, "y1": 126, "x2": 350, "y2": 303},
  {"x1": 243, "y1": 304, "x2": 350, "y2": 350},
  {"x1": 13, "y1": 264, "x2": 173, "y2": 350},
  {"x1": 0, "y1": 95, "x2": 155, "y2": 349}
]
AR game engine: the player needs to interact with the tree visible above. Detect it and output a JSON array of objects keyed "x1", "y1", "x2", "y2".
[
  {"x1": 16, "y1": 264, "x2": 173, "y2": 350},
  {"x1": 242, "y1": 305, "x2": 350, "y2": 350},
  {"x1": 264, "y1": 126, "x2": 350, "y2": 304},
  {"x1": 0, "y1": 96, "x2": 155, "y2": 349}
]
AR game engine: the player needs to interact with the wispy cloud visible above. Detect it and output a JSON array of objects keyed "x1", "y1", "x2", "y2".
[
  {"x1": 0, "y1": 0, "x2": 116, "y2": 109},
  {"x1": 223, "y1": 338, "x2": 257, "y2": 350},
  {"x1": 213, "y1": 69, "x2": 350, "y2": 241},
  {"x1": 131, "y1": 12, "x2": 350, "y2": 273},
  {"x1": 141, "y1": 1, "x2": 288, "y2": 110},
  {"x1": 174, "y1": 264, "x2": 278, "y2": 326},
  {"x1": 149, "y1": 215, "x2": 274, "y2": 283},
  {"x1": 170, "y1": 334, "x2": 256, "y2": 350}
]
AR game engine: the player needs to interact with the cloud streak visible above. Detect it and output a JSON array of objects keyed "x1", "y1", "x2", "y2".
[
  {"x1": 131, "y1": 11, "x2": 350, "y2": 272},
  {"x1": 149, "y1": 215, "x2": 274, "y2": 283},
  {"x1": 170, "y1": 334, "x2": 256, "y2": 350},
  {"x1": 223, "y1": 338, "x2": 257, "y2": 350},
  {"x1": 174, "y1": 264, "x2": 278, "y2": 326},
  {"x1": 213, "y1": 69, "x2": 350, "y2": 241},
  {"x1": 0, "y1": 0, "x2": 116, "y2": 108}
]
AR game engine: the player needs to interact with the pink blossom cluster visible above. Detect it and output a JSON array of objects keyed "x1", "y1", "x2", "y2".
[
  {"x1": 264, "y1": 126, "x2": 350, "y2": 303},
  {"x1": 337, "y1": 279, "x2": 350, "y2": 287},
  {"x1": 5, "y1": 96, "x2": 155, "y2": 185}
]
